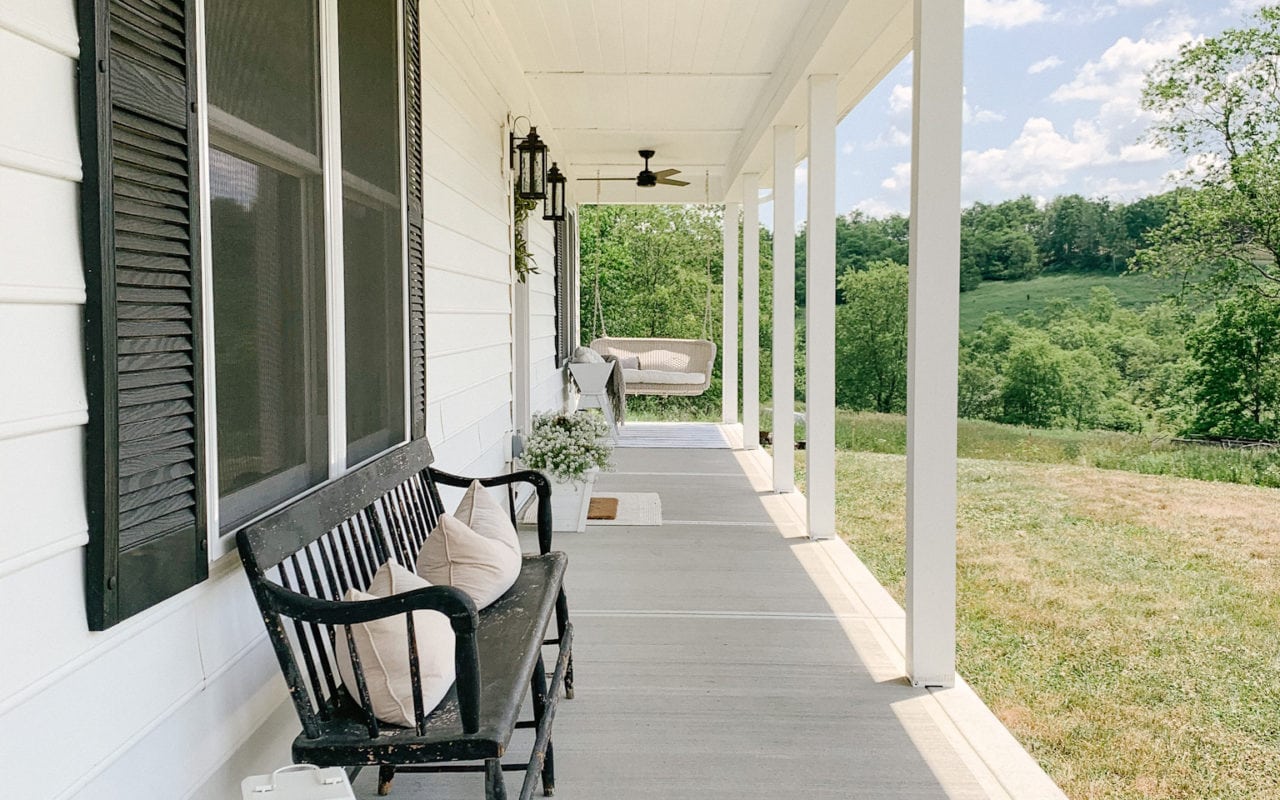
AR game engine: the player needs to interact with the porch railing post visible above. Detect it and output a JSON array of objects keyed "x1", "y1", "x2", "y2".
[
  {"x1": 722, "y1": 202, "x2": 740, "y2": 425},
  {"x1": 742, "y1": 173, "x2": 761, "y2": 450},
  {"x1": 806, "y1": 74, "x2": 837, "y2": 538},
  {"x1": 772, "y1": 126, "x2": 796, "y2": 493},
  {"x1": 905, "y1": 0, "x2": 962, "y2": 688}
]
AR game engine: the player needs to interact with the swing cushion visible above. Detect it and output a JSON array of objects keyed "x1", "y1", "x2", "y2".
[{"x1": 622, "y1": 369, "x2": 706, "y2": 386}]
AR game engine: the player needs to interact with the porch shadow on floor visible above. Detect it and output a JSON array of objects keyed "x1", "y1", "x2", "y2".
[{"x1": 353, "y1": 429, "x2": 1061, "y2": 799}]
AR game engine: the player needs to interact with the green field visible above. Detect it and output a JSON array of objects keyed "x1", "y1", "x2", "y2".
[{"x1": 959, "y1": 272, "x2": 1188, "y2": 331}]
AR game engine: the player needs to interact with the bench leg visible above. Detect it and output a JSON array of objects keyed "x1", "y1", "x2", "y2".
[
  {"x1": 377, "y1": 764, "x2": 395, "y2": 796},
  {"x1": 485, "y1": 759, "x2": 508, "y2": 800},
  {"x1": 555, "y1": 589, "x2": 575, "y2": 700},
  {"x1": 531, "y1": 654, "x2": 555, "y2": 797}
]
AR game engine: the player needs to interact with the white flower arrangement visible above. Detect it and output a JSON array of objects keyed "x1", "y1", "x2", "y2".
[{"x1": 522, "y1": 411, "x2": 613, "y2": 484}]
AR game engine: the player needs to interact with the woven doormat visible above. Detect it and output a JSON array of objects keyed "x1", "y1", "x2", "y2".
[
  {"x1": 587, "y1": 492, "x2": 662, "y2": 526},
  {"x1": 587, "y1": 497, "x2": 619, "y2": 520}
]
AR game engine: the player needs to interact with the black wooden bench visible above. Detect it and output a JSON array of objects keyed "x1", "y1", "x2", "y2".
[{"x1": 237, "y1": 437, "x2": 573, "y2": 799}]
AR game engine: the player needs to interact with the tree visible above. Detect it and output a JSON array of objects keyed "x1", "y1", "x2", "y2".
[
  {"x1": 834, "y1": 261, "x2": 908, "y2": 413},
  {"x1": 1137, "y1": 5, "x2": 1280, "y2": 296},
  {"x1": 1183, "y1": 293, "x2": 1280, "y2": 438}
]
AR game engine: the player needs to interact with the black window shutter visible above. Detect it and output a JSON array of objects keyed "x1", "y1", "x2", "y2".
[
  {"x1": 79, "y1": 0, "x2": 207, "y2": 630},
  {"x1": 405, "y1": 0, "x2": 427, "y2": 439},
  {"x1": 554, "y1": 218, "x2": 567, "y2": 367}
]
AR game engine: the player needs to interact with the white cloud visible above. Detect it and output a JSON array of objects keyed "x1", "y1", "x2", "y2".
[
  {"x1": 963, "y1": 117, "x2": 1113, "y2": 193},
  {"x1": 1118, "y1": 0, "x2": 1163, "y2": 7},
  {"x1": 888, "y1": 84, "x2": 912, "y2": 115},
  {"x1": 852, "y1": 197, "x2": 903, "y2": 218},
  {"x1": 794, "y1": 163, "x2": 808, "y2": 185},
  {"x1": 867, "y1": 126, "x2": 912, "y2": 150},
  {"x1": 1027, "y1": 55, "x2": 1064, "y2": 74},
  {"x1": 841, "y1": 141, "x2": 856, "y2": 155},
  {"x1": 1050, "y1": 33, "x2": 1194, "y2": 123},
  {"x1": 881, "y1": 162, "x2": 912, "y2": 191},
  {"x1": 966, "y1": 0, "x2": 1050, "y2": 29}
]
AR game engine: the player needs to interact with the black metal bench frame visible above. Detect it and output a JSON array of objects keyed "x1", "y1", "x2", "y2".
[{"x1": 237, "y1": 437, "x2": 573, "y2": 799}]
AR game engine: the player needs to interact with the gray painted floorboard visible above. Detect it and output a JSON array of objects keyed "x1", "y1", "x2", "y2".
[{"x1": 353, "y1": 446, "x2": 994, "y2": 799}]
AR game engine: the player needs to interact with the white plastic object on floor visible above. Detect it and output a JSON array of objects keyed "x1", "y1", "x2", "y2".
[{"x1": 241, "y1": 765, "x2": 355, "y2": 799}]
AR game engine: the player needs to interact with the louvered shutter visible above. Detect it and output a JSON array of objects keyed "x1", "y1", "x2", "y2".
[
  {"x1": 405, "y1": 0, "x2": 427, "y2": 439},
  {"x1": 554, "y1": 218, "x2": 567, "y2": 367},
  {"x1": 79, "y1": 0, "x2": 207, "y2": 630}
]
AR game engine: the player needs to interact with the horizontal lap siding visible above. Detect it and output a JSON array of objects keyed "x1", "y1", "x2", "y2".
[
  {"x1": 527, "y1": 219, "x2": 563, "y2": 413},
  {"x1": 0, "y1": 3, "x2": 286, "y2": 797},
  {"x1": 422, "y1": 5, "x2": 517, "y2": 478}
]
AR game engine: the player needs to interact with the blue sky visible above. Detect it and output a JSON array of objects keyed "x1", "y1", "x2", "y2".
[{"x1": 770, "y1": 0, "x2": 1270, "y2": 228}]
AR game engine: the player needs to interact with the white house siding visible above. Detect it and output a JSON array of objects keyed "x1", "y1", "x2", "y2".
[
  {"x1": 0, "y1": 3, "x2": 292, "y2": 799},
  {"x1": 526, "y1": 221, "x2": 566, "y2": 414},
  {"x1": 420, "y1": 0, "x2": 567, "y2": 481},
  {"x1": 0, "y1": 0, "x2": 566, "y2": 797}
]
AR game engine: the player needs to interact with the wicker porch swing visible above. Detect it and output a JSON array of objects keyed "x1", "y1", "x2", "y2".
[{"x1": 585, "y1": 238, "x2": 717, "y2": 397}]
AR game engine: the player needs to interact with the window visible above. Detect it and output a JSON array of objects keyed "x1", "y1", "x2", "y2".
[
  {"x1": 205, "y1": 0, "x2": 407, "y2": 528},
  {"x1": 79, "y1": 0, "x2": 426, "y2": 628}
]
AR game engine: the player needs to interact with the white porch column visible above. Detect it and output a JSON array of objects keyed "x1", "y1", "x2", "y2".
[
  {"x1": 722, "y1": 202, "x2": 740, "y2": 424},
  {"x1": 742, "y1": 173, "x2": 761, "y2": 450},
  {"x1": 806, "y1": 75, "x2": 837, "y2": 539},
  {"x1": 906, "y1": 0, "x2": 963, "y2": 688},
  {"x1": 771, "y1": 127, "x2": 796, "y2": 492}
]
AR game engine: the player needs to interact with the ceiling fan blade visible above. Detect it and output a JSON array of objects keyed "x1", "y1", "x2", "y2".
[
  {"x1": 657, "y1": 177, "x2": 690, "y2": 186},
  {"x1": 653, "y1": 168, "x2": 682, "y2": 179},
  {"x1": 576, "y1": 176, "x2": 638, "y2": 181}
]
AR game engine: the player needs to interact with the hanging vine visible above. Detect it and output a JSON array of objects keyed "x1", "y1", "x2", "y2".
[{"x1": 513, "y1": 192, "x2": 540, "y2": 283}]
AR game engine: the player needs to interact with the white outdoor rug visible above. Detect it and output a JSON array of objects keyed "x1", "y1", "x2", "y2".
[
  {"x1": 616, "y1": 422, "x2": 729, "y2": 449},
  {"x1": 587, "y1": 492, "x2": 663, "y2": 526}
]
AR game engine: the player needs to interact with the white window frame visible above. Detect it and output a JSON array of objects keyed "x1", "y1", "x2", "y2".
[{"x1": 196, "y1": 0, "x2": 413, "y2": 559}]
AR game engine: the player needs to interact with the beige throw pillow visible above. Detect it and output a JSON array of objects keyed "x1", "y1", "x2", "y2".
[
  {"x1": 417, "y1": 514, "x2": 521, "y2": 610},
  {"x1": 334, "y1": 561, "x2": 456, "y2": 727},
  {"x1": 453, "y1": 480, "x2": 521, "y2": 555}
]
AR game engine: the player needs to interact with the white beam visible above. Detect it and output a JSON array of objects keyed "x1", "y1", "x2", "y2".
[
  {"x1": 742, "y1": 173, "x2": 761, "y2": 450},
  {"x1": 772, "y1": 127, "x2": 796, "y2": 492},
  {"x1": 806, "y1": 75, "x2": 837, "y2": 539},
  {"x1": 722, "y1": 202, "x2": 741, "y2": 424},
  {"x1": 905, "y1": 0, "x2": 962, "y2": 689}
]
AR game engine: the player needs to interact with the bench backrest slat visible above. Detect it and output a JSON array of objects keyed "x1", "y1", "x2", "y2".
[{"x1": 237, "y1": 437, "x2": 459, "y2": 737}]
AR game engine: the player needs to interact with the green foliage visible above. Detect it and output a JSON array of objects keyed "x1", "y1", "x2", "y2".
[
  {"x1": 959, "y1": 271, "x2": 1188, "y2": 331},
  {"x1": 1137, "y1": 5, "x2": 1280, "y2": 296},
  {"x1": 513, "y1": 194, "x2": 539, "y2": 282},
  {"x1": 1184, "y1": 293, "x2": 1280, "y2": 438},
  {"x1": 834, "y1": 261, "x2": 909, "y2": 413},
  {"x1": 578, "y1": 204, "x2": 775, "y2": 417},
  {"x1": 796, "y1": 211, "x2": 909, "y2": 305}
]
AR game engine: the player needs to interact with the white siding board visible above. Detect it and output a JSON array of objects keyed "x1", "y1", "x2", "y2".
[
  {"x1": 0, "y1": 0, "x2": 77, "y2": 57},
  {"x1": 0, "y1": 600, "x2": 204, "y2": 799},
  {"x1": 0, "y1": 166, "x2": 83, "y2": 296},
  {"x1": 0, "y1": 27, "x2": 79, "y2": 174},
  {"x1": 0, "y1": 304, "x2": 86, "y2": 424},
  {"x1": 425, "y1": 267, "x2": 511, "y2": 310},
  {"x1": 76, "y1": 644, "x2": 287, "y2": 800},
  {"x1": 424, "y1": 224, "x2": 510, "y2": 284},
  {"x1": 0, "y1": 425, "x2": 85, "y2": 568},
  {"x1": 428, "y1": 342, "x2": 512, "y2": 382},
  {"x1": 425, "y1": 175, "x2": 510, "y2": 249},
  {"x1": 425, "y1": 311, "x2": 510, "y2": 355}
]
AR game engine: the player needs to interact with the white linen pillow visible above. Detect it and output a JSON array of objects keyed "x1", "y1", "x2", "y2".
[
  {"x1": 453, "y1": 480, "x2": 521, "y2": 555},
  {"x1": 417, "y1": 514, "x2": 521, "y2": 610},
  {"x1": 334, "y1": 561, "x2": 456, "y2": 727}
]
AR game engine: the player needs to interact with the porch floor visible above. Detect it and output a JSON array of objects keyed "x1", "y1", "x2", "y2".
[{"x1": 354, "y1": 429, "x2": 1053, "y2": 799}]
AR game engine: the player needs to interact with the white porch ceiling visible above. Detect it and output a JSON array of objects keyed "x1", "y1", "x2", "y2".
[{"x1": 487, "y1": 0, "x2": 913, "y2": 203}]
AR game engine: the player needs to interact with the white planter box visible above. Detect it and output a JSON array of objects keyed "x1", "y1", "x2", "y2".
[{"x1": 547, "y1": 468, "x2": 597, "y2": 532}]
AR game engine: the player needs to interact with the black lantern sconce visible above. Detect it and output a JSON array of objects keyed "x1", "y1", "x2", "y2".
[
  {"x1": 543, "y1": 162, "x2": 567, "y2": 221},
  {"x1": 510, "y1": 117, "x2": 548, "y2": 200}
]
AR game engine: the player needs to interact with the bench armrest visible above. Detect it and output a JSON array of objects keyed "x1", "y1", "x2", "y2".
[
  {"x1": 255, "y1": 581, "x2": 484, "y2": 735},
  {"x1": 429, "y1": 467, "x2": 555, "y2": 554}
]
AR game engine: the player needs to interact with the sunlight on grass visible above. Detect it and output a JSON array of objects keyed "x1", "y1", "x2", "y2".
[{"x1": 804, "y1": 451, "x2": 1280, "y2": 800}]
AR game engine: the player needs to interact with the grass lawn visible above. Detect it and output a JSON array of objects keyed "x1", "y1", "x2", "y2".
[
  {"x1": 959, "y1": 272, "x2": 1189, "y2": 332},
  {"x1": 808, "y1": 451, "x2": 1280, "y2": 799}
]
